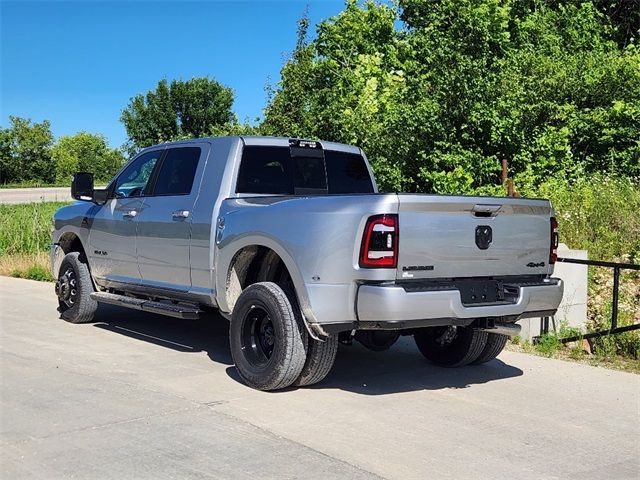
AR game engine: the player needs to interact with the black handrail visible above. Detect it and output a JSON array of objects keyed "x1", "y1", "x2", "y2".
[{"x1": 549, "y1": 257, "x2": 639, "y2": 343}]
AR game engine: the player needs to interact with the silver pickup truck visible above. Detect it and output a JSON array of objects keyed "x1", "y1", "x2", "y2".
[{"x1": 51, "y1": 136, "x2": 563, "y2": 390}]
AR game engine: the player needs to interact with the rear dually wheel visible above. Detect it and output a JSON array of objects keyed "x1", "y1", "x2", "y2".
[
  {"x1": 230, "y1": 282, "x2": 308, "y2": 391},
  {"x1": 414, "y1": 326, "x2": 488, "y2": 367}
]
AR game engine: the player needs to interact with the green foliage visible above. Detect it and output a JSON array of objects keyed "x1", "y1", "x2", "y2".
[
  {"x1": 208, "y1": 121, "x2": 261, "y2": 138},
  {"x1": 0, "y1": 118, "x2": 123, "y2": 186},
  {"x1": 535, "y1": 332, "x2": 562, "y2": 357},
  {"x1": 535, "y1": 322, "x2": 583, "y2": 357},
  {"x1": 587, "y1": 264, "x2": 640, "y2": 360},
  {"x1": 121, "y1": 77, "x2": 235, "y2": 151},
  {"x1": 0, "y1": 180, "x2": 70, "y2": 189},
  {"x1": 0, "y1": 116, "x2": 55, "y2": 184},
  {"x1": 537, "y1": 174, "x2": 640, "y2": 261},
  {"x1": 536, "y1": 174, "x2": 639, "y2": 359},
  {"x1": 0, "y1": 202, "x2": 68, "y2": 256},
  {"x1": 10, "y1": 264, "x2": 53, "y2": 282},
  {"x1": 262, "y1": 0, "x2": 640, "y2": 194},
  {"x1": 51, "y1": 132, "x2": 125, "y2": 183},
  {"x1": 591, "y1": 318, "x2": 640, "y2": 361}
]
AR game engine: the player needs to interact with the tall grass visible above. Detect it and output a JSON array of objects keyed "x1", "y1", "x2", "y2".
[{"x1": 0, "y1": 202, "x2": 68, "y2": 256}]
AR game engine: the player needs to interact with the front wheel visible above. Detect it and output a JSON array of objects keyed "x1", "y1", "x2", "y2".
[
  {"x1": 414, "y1": 326, "x2": 488, "y2": 367},
  {"x1": 55, "y1": 251, "x2": 97, "y2": 324},
  {"x1": 230, "y1": 282, "x2": 308, "y2": 391}
]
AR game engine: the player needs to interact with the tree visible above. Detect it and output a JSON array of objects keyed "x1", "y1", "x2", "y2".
[
  {"x1": 261, "y1": 0, "x2": 640, "y2": 194},
  {"x1": 121, "y1": 77, "x2": 235, "y2": 151},
  {"x1": 0, "y1": 116, "x2": 54, "y2": 184},
  {"x1": 51, "y1": 132, "x2": 125, "y2": 183}
]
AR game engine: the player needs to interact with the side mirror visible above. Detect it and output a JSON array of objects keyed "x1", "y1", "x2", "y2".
[{"x1": 71, "y1": 172, "x2": 94, "y2": 201}]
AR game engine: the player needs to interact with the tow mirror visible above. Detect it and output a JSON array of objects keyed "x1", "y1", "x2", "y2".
[{"x1": 71, "y1": 172, "x2": 94, "y2": 201}]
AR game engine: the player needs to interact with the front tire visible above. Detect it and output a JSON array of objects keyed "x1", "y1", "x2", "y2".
[
  {"x1": 55, "y1": 251, "x2": 97, "y2": 324},
  {"x1": 414, "y1": 326, "x2": 488, "y2": 367},
  {"x1": 230, "y1": 282, "x2": 308, "y2": 391}
]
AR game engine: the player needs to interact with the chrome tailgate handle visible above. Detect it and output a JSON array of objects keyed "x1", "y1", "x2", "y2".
[{"x1": 172, "y1": 210, "x2": 190, "y2": 220}]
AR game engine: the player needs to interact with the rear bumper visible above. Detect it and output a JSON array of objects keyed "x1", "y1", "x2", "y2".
[{"x1": 355, "y1": 278, "x2": 563, "y2": 326}]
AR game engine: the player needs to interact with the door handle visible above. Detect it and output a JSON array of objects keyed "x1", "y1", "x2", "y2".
[
  {"x1": 172, "y1": 210, "x2": 190, "y2": 220},
  {"x1": 123, "y1": 210, "x2": 137, "y2": 219}
]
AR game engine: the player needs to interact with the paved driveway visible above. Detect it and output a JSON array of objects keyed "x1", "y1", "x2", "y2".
[{"x1": 1, "y1": 276, "x2": 638, "y2": 479}]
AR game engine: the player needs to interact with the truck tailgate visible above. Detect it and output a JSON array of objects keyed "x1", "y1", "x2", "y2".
[{"x1": 396, "y1": 194, "x2": 553, "y2": 280}]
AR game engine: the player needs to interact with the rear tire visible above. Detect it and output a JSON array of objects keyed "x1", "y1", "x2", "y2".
[
  {"x1": 230, "y1": 282, "x2": 308, "y2": 391},
  {"x1": 293, "y1": 334, "x2": 338, "y2": 387},
  {"x1": 472, "y1": 333, "x2": 508, "y2": 364},
  {"x1": 414, "y1": 326, "x2": 488, "y2": 367},
  {"x1": 55, "y1": 252, "x2": 97, "y2": 324}
]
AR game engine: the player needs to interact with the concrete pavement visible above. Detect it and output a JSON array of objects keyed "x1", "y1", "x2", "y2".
[
  {"x1": 1, "y1": 276, "x2": 638, "y2": 479},
  {"x1": 0, "y1": 187, "x2": 73, "y2": 204}
]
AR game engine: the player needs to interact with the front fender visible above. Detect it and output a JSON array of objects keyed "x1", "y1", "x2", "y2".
[{"x1": 51, "y1": 202, "x2": 94, "y2": 276}]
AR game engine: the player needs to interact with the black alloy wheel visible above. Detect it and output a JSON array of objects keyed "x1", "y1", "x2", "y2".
[
  {"x1": 241, "y1": 304, "x2": 276, "y2": 367},
  {"x1": 55, "y1": 265, "x2": 78, "y2": 309},
  {"x1": 56, "y1": 251, "x2": 97, "y2": 324},
  {"x1": 230, "y1": 282, "x2": 307, "y2": 391}
]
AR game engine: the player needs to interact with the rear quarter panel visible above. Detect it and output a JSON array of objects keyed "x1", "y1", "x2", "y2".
[{"x1": 214, "y1": 194, "x2": 399, "y2": 324}]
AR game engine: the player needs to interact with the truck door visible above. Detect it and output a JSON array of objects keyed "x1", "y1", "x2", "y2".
[
  {"x1": 88, "y1": 149, "x2": 164, "y2": 285},
  {"x1": 135, "y1": 144, "x2": 209, "y2": 290}
]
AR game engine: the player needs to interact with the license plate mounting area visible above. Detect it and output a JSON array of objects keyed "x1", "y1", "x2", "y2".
[{"x1": 456, "y1": 279, "x2": 503, "y2": 305}]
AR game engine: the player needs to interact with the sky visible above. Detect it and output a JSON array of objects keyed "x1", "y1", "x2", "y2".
[{"x1": 1, "y1": 0, "x2": 346, "y2": 148}]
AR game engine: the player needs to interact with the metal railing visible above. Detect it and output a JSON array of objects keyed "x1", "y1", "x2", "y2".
[{"x1": 540, "y1": 257, "x2": 640, "y2": 343}]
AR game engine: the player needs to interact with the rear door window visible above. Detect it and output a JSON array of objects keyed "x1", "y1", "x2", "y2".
[{"x1": 152, "y1": 147, "x2": 201, "y2": 196}]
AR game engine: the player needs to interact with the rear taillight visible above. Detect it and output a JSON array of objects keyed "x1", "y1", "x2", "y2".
[
  {"x1": 359, "y1": 214, "x2": 398, "y2": 268},
  {"x1": 550, "y1": 217, "x2": 559, "y2": 264}
]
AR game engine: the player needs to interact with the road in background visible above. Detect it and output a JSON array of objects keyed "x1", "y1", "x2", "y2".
[
  {"x1": 0, "y1": 187, "x2": 73, "y2": 204},
  {"x1": 1, "y1": 276, "x2": 638, "y2": 479}
]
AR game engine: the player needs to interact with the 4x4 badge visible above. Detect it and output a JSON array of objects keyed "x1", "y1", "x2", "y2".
[{"x1": 526, "y1": 261, "x2": 546, "y2": 268}]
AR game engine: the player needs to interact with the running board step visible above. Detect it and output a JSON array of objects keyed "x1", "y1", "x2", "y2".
[{"x1": 90, "y1": 292, "x2": 202, "y2": 319}]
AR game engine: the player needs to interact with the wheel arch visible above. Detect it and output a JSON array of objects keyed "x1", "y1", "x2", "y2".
[
  {"x1": 216, "y1": 236, "x2": 316, "y2": 325},
  {"x1": 58, "y1": 231, "x2": 87, "y2": 256},
  {"x1": 52, "y1": 228, "x2": 90, "y2": 279}
]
